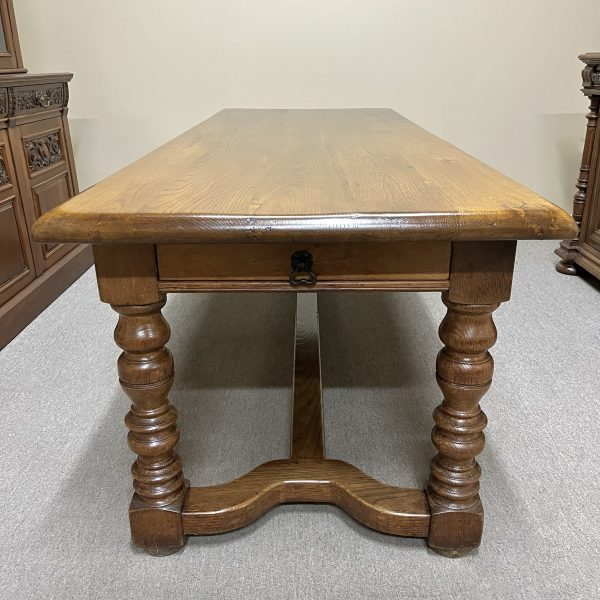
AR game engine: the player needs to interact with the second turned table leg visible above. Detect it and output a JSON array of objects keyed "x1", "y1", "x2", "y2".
[
  {"x1": 426, "y1": 241, "x2": 516, "y2": 557},
  {"x1": 93, "y1": 244, "x2": 189, "y2": 556},
  {"x1": 426, "y1": 293, "x2": 499, "y2": 556},
  {"x1": 113, "y1": 298, "x2": 188, "y2": 556}
]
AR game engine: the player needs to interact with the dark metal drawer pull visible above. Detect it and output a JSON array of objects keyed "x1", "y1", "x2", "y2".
[{"x1": 289, "y1": 250, "x2": 317, "y2": 286}]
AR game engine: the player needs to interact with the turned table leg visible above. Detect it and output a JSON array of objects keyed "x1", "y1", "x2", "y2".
[
  {"x1": 93, "y1": 244, "x2": 188, "y2": 555},
  {"x1": 426, "y1": 293, "x2": 498, "y2": 556},
  {"x1": 113, "y1": 298, "x2": 188, "y2": 555},
  {"x1": 426, "y1": 241, "x2": 515, "y2": 557}
]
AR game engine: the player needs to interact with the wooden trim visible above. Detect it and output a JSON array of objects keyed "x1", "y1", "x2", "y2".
[
  {"x1": 61, "y1": 110, "x2": 79, "y2": 194},
  {"x1": 33, "y1": 210, "x2": 578, "y2": 245},
  {"x1": 158, "y1": 279, "x2": 449, "y2": 293}
]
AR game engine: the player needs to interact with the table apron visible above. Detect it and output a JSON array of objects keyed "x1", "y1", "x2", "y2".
[{"x1": 156, "y1": 241, "x2": 451, "y2": 293}]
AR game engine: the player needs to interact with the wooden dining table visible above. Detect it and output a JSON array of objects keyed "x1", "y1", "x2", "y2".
[{"x1": 32, "y1": 108, "x2": 576, "y2": 557}]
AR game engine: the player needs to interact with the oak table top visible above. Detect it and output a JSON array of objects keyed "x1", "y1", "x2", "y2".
[{"x1": 32, "y1": 108, "x2": 576, "y2": 245}]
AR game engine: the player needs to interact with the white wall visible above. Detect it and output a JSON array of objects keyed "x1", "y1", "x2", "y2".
[{"x1": 13, "y1": 1, "x2": 600, "y2": 211}]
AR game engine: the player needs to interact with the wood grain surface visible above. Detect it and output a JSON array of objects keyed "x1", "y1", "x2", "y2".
[
  {"x1": 182, "y1": 459, "x2": 430, "y2": 537},
  {"x1": 32, "y1": 108, "x2": 577, "y2": 244}
]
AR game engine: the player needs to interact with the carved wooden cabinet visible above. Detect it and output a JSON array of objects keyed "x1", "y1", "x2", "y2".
[
  {"x1": 0, "y1": 73, "x2": 92, "y2": 347},
  {"x1": 555, "y1": 53, "x2": 600, "y2": 280}
]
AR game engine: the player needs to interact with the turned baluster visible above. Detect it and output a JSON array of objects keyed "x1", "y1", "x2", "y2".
[
  {"x1": 426, "y1": 292, "x2": 499, "y2": 556},
  {"x1": 572, "y1": 96, "x2": 599, "y2": 227},
  {"x1": 92, "y1": 244, "x2": 189, "y2": 555},
  {"x1": 112, "y1": 297, "x2": 187, "y2": 554}
]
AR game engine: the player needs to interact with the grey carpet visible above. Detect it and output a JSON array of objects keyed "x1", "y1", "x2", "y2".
[{"x1": 0, "y1": 240, "x2": 599, "y2": 600}]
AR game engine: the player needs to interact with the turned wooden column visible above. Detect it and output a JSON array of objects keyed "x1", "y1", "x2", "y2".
[
  {"x1": 93, "y1": 244, "x2": 188, "y2": 555},
  {"x1": 555, "y1": 93, "x2": 599, "y2": 274},
  {"x1": 426, "y1": 295, "x2": 498, "y2": 556},
  {"x1": 427, "y1": 241, "x2": 515, "y2": 557}
]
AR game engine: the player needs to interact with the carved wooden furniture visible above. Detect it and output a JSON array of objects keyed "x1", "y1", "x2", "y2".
[
  {"x1": 33, "y1": 109, "x2": 576, "y2": 557},
  {"x1": 0, "y1": 3, "x2": 92, "y2": 348},
  {"x1": 555, "y1": 53, "x2": 600, "y2": 280}
]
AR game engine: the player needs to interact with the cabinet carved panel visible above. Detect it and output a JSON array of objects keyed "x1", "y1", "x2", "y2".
[{"x1": 24, "y1": 131, "x2": 63, "y2": 174}]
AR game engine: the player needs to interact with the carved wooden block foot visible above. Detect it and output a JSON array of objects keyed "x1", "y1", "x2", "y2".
[
  {"x1": 426, "y1": 495, "x2": 483, "y2": 557},
  {"x1": 129, "y1": 489, "x2": 188, "y2": 556}
]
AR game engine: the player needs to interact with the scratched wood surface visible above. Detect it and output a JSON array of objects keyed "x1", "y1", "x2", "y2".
[{"x1": 32, "y1": 108, "x2": 577, "y2": 244}]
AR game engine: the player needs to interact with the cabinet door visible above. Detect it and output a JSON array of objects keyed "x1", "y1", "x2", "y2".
[
  {"x1": 11, "y1": 115, "x2": 77, "y2": 274},
  {"x1": 0, "y1": 129, "x2": 35, "y2": 305}
]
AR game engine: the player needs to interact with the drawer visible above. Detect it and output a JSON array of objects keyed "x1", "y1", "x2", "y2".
[
  {"x1": 157, "y1": 241, "x2": 451, "y2": 284},
  {"x1": 10, "y1": 83, "x2": 66, "y2": 117}
]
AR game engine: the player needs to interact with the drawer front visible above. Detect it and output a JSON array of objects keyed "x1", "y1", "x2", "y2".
[
  {"x1": 157, "y1": 241, "x2": 451, "y2": 287},
  {"x1": 10, "y1": 83, "x2": 67, "y2": 117},
  {"x1": 12, "y1": 115, "x2": 76, "y2": 272}
]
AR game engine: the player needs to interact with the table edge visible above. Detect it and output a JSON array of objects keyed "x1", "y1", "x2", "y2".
[{"x1": 32, "y1": 209, "x2": 577, "y2": 244}]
